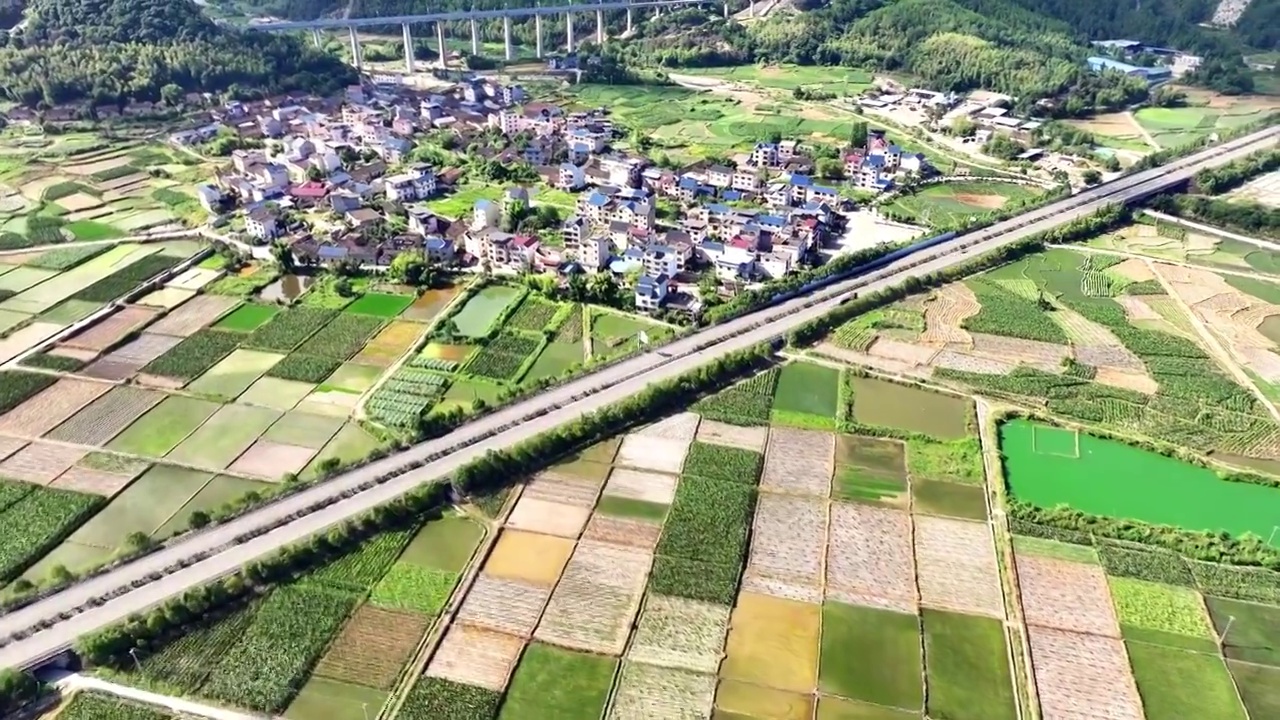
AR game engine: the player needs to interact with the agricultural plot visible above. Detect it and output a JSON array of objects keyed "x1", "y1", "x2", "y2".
[
  {"x1": 615, "y1": 433, "x2": 691, "y2": 475},
  {"x1": 826, "y1": 502, "x2": 917, "y2": 612},
  {"x1": 506, "y1": 295, "x2": 562, "y2": 332},
  {"x1": 58, "y1": 692, "x2": 174, "y2": 720},
  {"x1": 0, "y1": 484, "x2": 101, "y2": 580},
  {"x1": 590, "y1": 310, "x2": 670, "y2": 360},
  {"x1": 714, "y1": 681, "x2": 814, "y2": 720},
  {"x1": 832, "y1": 435, "x2": 908, "y2": 506},
  {"x1": 352, "y1": 320, "x2": 423, "y2": 367},
  {"x1": 535, "y1": 540, "x2": 652, "y2": 655},
  {"x1": 344, "y1": 292, "x2": 414, "y2": 318},
  {"x1": 312, "y1": 605, "x2": 430, "y2": 691},
  {"x1": 771, "y1": 360, "x2": 841, "y2": 420},
  {"x1": 485, "y1": 529, "x2": 575, "y2": 586},
  {"x1": 60, "y1": 305, "x2": 157, "y2": 352},
  {"x1": 247, "y1": 307, "x2": 336, "y2": 352},
  {"x1": 149, "y1": 294, "x2": 240, "y2": 336},
  {"x1": 297, "y1": 312, "x2": 385, "y2": 360},
  {"x1": 743, "y1": 493, "x2": 826, "y2": 602},
  {"x1": 451, "y1": 285, "x2": 524, "y2": 338},
  {"x1": 105, "y1": 396, "x2": 220, "y2": 457},
  {"x1": 66, "y1": 465, "x2": 209, "y2": 549},
  {"x1": 185, "y1": 349, "x2": 282, "y2": 400},
  {"x1": 500, "y1": 644, "x2": 617, "y2": 720},
  {"x1": 681, "y1": 441, "x2": 762, "y2": 486},
  {"x1": 239, "y1": 377, "x2": 316, "y2": 411},
  {"x1": 721, "y1": 592, "x2": 821, "y2": 693},
  {"x1": 0, "y1": 377, "x2": 110, "y2": 439},
  {"x1": 607, "y1": 662, "x2": 716, "y2": 720},
  {"x1": 214, "y1": 303, "x2": 279, "y2": 332},
  {"x1": 428, "y1": 624, "x2": 525, "y2": 692},
  {"x1": 82, "y1": 333, "x2": 180, "y2": 381},
  {"x1": 466, "y1": 332, "x2": 541, "y2": 382},
  {"x1": 851, "y1": 377, "x2": 971, "y2": 440},
  {"x1": 1017, "y1": 554, "x2": 1120, "y2": 637},
  {"x1": 1026, "y1": 626, "x2": 1143, "y2": 720},
  {"x1": 45, "y1": 385, "x2": 163, "y2": 446},
  {"x1": 628, "y1": 594, "x2": 730, "y2": 674},
  {"x1": 692, "y1": 368, "x2": 779, "y2": 426},
  {"x1": 141, "y1": 329, "x2": 242, "y2": 381},
  {"x1": 915, "y1": 516, "x2": 1003, "y2": 618},
  {"x1": 819, "y1": 602, "x2": 923, "y2": 712},
  {"x1": 0, "y1": 442, "x2": 87, "y2": 484},
  {"x1": 1108, "y1": 576, "x2": 1217, "y2": 651},
  {"x1": 166, "y1": 404, "x2": 281, "y2": 470},
  {"x1": 657, "y1": 475, "x2": 755, "y2": 570},
  {"x1": 762, "y1": 427, "x2": 835, "y2": 496},
  {"x1": 1127, "y1": 641, "x2": 1247, "y2": 720},
  {"x1": 922, "y1": 610, "x2": 1017, "y2": 720},
  {"x1": 695, "y1": 419, "x2": 769, "y2": 452},
  {"x1": 457, "y1": 574, "x2": 552, "y2": 638},
  {"x1": 366, "y1": 368, "x2": 450, "y2": 428}
]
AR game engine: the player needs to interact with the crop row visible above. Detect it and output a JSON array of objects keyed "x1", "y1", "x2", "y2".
[
  {"x1": 246, "y1": 307, "x2": 336, "y2": 352},
  {"x1": 71, "y1": 254, "x2": 183, "y2": 303},
  {"x1": 398, "y1": 677, "x2": 502, "y2": 720},
  {"x1": 59, "y1": 692, "x2": 173, "y2": 720},
  {"x1": 306, "y1": 528, "x2": 415, "y2": 593},
  {"x1": 0, "y1": 370, "x2": 56, "y2": 415},
  {"x1": 507, "y1": 296, "x2": 561, "y2": 332},
  {"x1": 138, "y1": 602, "x2": 260, "y2": 692},
  {"x1": 142, "y1": 329, "x2": 242, "y2": 380},
  {"x1": 408, "y1": 356, "x2": 459, "y2": 372},
  {"x1": 692, "y1": 369, "x2": 778, "y2": 426},
  {"x1": 0, "y1": 485, "x2": 102, "y2": 582},
  {"x1": 648, "y1": 555, "x2": 742, "y2": 606},
  {"x1": 553, "y1": 304, "x2": 584, "y2": 343},
  {"x1": 297, "y1": 313, "x2": 386, "y2": 360},
  {"x1": 28, "y1": 244, "x2": 108, "y2": 271},
  {"x1": 366, "y1": 370, "x2": 450, "y2": 427},
  {"x1": 656, "y1": 476, "x2": 756, "y2": 569},
  {"x1": 465, "y1": 333, "x2": 541, "y2": 382},
  {"x1": 682, "y1": 441, "x2": 763, "y2": 486},
  {"x1": 267, "y1": 353, "x2": 341, "y2": 384},
  {"x1": 200, "y1": 584, "x2": 356, "y2": 712},
  {"x1": 963, "y1": 278, "x2": 1069, "y2": 345}
]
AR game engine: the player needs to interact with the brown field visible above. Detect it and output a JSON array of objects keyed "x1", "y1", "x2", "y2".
[
  {"x1": 629, "y1": 595, "x2": 731, "y2": 674},
  {"x1": 0, "y1": 441, "x2": 89, "y2": 484},
  {"x1": 835, "y1": 435, "x2": 905, "y2": 472},
  {"x1": 1017, "y1": 555, "x2": 1121, "y2": 637},
  {"x1": 49, "y1": 465, "x2": 135, "y2": 496},
  {"x1": 505, "y1": 497, "x2": 592, "y2": 538},
  {"x1": 602, "y1": 468, "x2": 678, "y2": 505},
  {"x1": 0, "y1": 378, "x2": 111, "y2": 439},
  {"x1": 134, "y1": 374, "x2": 186, "y2": 390},
  {"x1": 45, "y1": 386, "x2": 164, "y2": 446},
  {"x1": 921, "y1": 283, "x2": 979, "y2": 346},
  {"x1": 696, "y1": 419, "x2": 769, "y2": 451},
  {"x1": 65, "y1": 156, "x2": 132, "y2": 176},
  {"x1": 931, "y1": 348, "x2": 1016, "y2": 375},
  {"x1": 608, "y1": 662, "x2": 716, "y2": 720},
  {"x1": 915, "y1": 516, "x2": 1003, "y2": 618},
  {"x1": 61, "y1": 306, "x2": 159, "y2": 352},
  {"x1": 582, "y1": 514, "x2": 663, "y2": 552},
  {"x1": 456, "y1": 574, "x2": 551, "y2": 638},
  {"x1": 522, "y1": 473, "x2": 604, "y2": 507},
  {"x1": 352, "y1": 321, "x2": 423, "y2": 367},
  {"x1": 721, "y1": 592, "x2": 821, "y2": 693},
  {"x1": 55, "y1": 192, "x2": 103, "y2": 213},
  {"x1": 1093, "y1": 368, "x2": 1160, "y2": 394},
  {"x1": 484, "y1": 530, "x2": 575, "y2": 586},
  {"x1": 762, "y1": 428, "x2": 835, "y2": 497},
  {"x1": 867, "y1": 338, "x2": 939, "y2": 366},
  {"x1": 227, "y1": 440, "x2": 316, "y2": 479},
  {"x1": 970, "y1": 333, "x2": 1072, "y2": 373},
  {"x1": 426, "y1": 624, "x2": 524, "y2": 692},
  {"x1": 147, "y1": 295, "x2": 239, "y2": 337},
  {"x1": 1109, "y1": 258, "x2": 1155, "y2": 283},
  {"x1": 826, "y1": 502, "x2": 916, "y2": 613},
  {"x1": 636, "y1": 412, "x2": 701, "y2": 442},
  {"x1": 616, "y1": 434, "x2": 690, "y2": 474},
  {"x1": 165, "y1": 268, "x2": 222, "y2": 292},
  {"x1": 535, "y1": 540, "x2": 652, "y2": 655},
  {"x1": 82, "y1": 333, "x2": 181, "y2": 381},
  {"x1": 1027, "y1": 626, "x2": 1144, "y2": 720},
  {"x1": 743, "y1": 494, "x2": 826, "y2": 603},
  {"x1": 48, "y1": 347, "x2": 99, "y2": 362},
  {"x1": 715, "y1": 680, "x2": 813, "y2": 720},
  {"x1": 314, "y1": 605, "x2": 431, "y2": 690},
  {"x1": 954, "y1": 193, "x2": 1006, "y2": 210}
]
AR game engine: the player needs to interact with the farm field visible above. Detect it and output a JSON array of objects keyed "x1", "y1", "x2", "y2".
[
  {"x1": 883, "y1": 181, "x2": 1047, "y2": 228},
  {"x1": 1132, "y1": 91, "x2": 1280, "y2": 150},
  {"x1": 1086, "y1": 222, "x2": 1280, "y2": 277}
]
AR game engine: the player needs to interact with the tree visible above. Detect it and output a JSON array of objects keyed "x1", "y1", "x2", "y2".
[
  {"x1": 1081, "y1": 169, "x2": 1102, "y2": 185},
  {"x1": 160, "y1": 83, "x2": 183, "y2": 107},
  {"x1": 188, "y1": 510, "x2": 212, "y2": 530},
  {"x1": 389, "y1": 250, "x2": 433, "y2": 286},
  {"x1": 816, "y1": 157, "x2": 844, "y2": 180},
  {"x1": 270, "y1": 240, "x2": 295, "y2": 273},
  {"x1": 849, "y1": 121, "x2": 869, "y2": 149},
  {"x1": 698, "y1": 273, "x2": 723, "y2": 307}
]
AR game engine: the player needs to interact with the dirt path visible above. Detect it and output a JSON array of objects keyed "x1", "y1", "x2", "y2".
[
  {"x1": 1125, "y1": 111, "x2": 1161, "y2": 149},
  {"x1": 1147, "y1": 259, "x2": 1280, "y2": 424}
]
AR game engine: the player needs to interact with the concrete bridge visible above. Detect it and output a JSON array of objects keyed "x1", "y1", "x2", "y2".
[{"x1": 245, "y1": 0, "x2": 737, "y2": 72}]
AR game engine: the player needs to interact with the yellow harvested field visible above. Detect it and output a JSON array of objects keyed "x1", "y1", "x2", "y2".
[
  {"x1": 55, "y1": 193, "x2": 104, "y2": 213},
  {"x1": 1108, "y1": 258, "x2": 1155, "y2": 282},
  {"x1": 715, "y1": 679, "x2": 813, "y2": 720},
  {"x1": 484, "y1": 529, "x2": 575, "y2": 586},
  {"x1": 720, "y1": 593, "x2": 821, "y2": 693},
  {"x1": 921, "y1": 283, "x2": 978, "y2": 346},
  {"x1": 353, "y1": 320, "x2": 424, "y2": 367}
]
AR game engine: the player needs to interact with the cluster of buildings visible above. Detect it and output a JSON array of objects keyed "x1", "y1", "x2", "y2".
[{"x1": 1088, "y1": 40, "x2": 1204, "y2": 82}]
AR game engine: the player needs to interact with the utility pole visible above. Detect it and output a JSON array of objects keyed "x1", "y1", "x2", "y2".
[{"x1": 348, "y1": 26, "x2": 363, "y2": 71}]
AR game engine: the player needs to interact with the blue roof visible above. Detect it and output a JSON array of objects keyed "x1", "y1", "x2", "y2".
[
  {"x1": 789, "y1": 174, "x2": 812, "y2": 187},
  {"x1": 560, "y1": 162, "x2": 578, "y2": 171},
  {"x1": 759, "y1": 214, "x2": 786, "y2": 226},
  {"x1": 425, "y1": 237, "x2": 448, "y2": 250},
  {"x1": 887, "y1": 144, "x2": 902, "y2": 153},
  {"x1": 754, "y1": 142, "x2": 777, "y2": 150},
  {"x1": 700, "y1": 240, "x2": 725, "y2": 253},
  {"x1": 865, "y1": 155, "x2": 886, "y2": 168},
  {"x1": 475, "y1": 199, "x2": 493, "y2": 209},
  {"x1": 875, "y1": 178, "x2": 893, "y2": 189},
  {"x1": 707, "y1": 203, "x2": 730, "y2": 214},
  {"x1": 571, "y1": 141, "x2": 590, "y2": 152},
  {"x1": 678, "y1": 176, "x2": 699, "y2": 189},
  {"x1": 587, "y1": 193, "x2": 610, "y2": 207},
  {"x1": 623, "y1": 247, "x2": 644, "y2": 260},
  {"x1": 812, "y1": 185, "x2": 836, "y2": 195},
  {"x1": 722, "y1": 190, "x2": 742, "y2": 201}
]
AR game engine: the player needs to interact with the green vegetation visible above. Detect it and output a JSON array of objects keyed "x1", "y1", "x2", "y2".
[
  {"x1": 656, "y1": 476, "x2": 755, "y2": 568},
  {"x1": 833, "y1": 465, "x2": 907, "y2": 506},
  {"x1": 108, "y1": 396, "x2": 220, "y2": 457},
  {"x1": 306, "y1": 529, "x2": 414, "y2": 594},
  {"x1": 19, "y1": 351, "x2": 86, "y2": 372},
  {"x1": 819, "y1": 603, "x2": 923, "y2": 711},
  {"x1": 964, "y1": 278, "x2": 1067, "y2": 344},
  {"x1": 885, "y1": 182, "x2": 1046, "y2": 229},
  {"x1": 247, "y1": 307, "x2": 336, "y2": 353},
  {"x1": 507, "y1": 295, "x2": 561, "y2": 332},
  {"x1": 693, "y1": 368, "x2": 779, "y2": 426},
  {"x1": 648, "y1": 556, "x2": 741, "y2": 606},
  {"x1": 344, "y1": 293, "x2": 414, "y2": 318},
  {"x1": 850, "y1": 378, "x2": 971, "y2": 440},
  {"x1": 368, "y1": 563, "x2": 457, "y2": 615},
  {"x1": 0, "y1": 371, "x2": 55, "y2": 414},
  {"x1": 465, "y1": 333, "x2": 541, "y2": 382},
  {"x1": 907, "y1": 437, "x2": 984, "y2": 484},
  {"x1": 595, "y1": 496, "x2": 668, "y2": 521},
  {"x1": 1228, "y1": 659, "x2": 1280, "y2": 719},
  {"x1": 136, "y1": 603, "x2": 259, "y2": 691},
  {"x1": 26, "y1": 244, "x2": 108, "y2": 272},
  {"x1": 216, "y1": 304, "x2": 280, "y2": 332},
  {"x1": 922, "y1": 609, "x2": 1016, "y2": 720},
  {"x1": 267, "y1": 354, "x2": 342, "y2": 384},
  {"x1": 0, "y1": 487, "x2": 102, "y2": 581},
  {"x1": 70, "y1": 254, "x2": 182, "y2": 304},
  {"x1": 681, "y1": 442, "x2": 762, "y2": 486},
  {"x1": 772, "y1": 361, "x2": 841, "y2": 418},
  {"x1": 398, "y1": 677, "x2": 502, "y2": 720},
  {"x1": 1127, "y1": 642, "x2": 1247, "y2": 720},
  {"x1": 297, "y1": 313, "x2": 385, "y2": 360},
  {"x1": 499, "y1": 644, "x2": 616, "y2": 720},
  {"x1": 142, "y1": 329, "x2": 241, "y2": 380},
  {"x1": 58, "y1": 692, "x2": 173, "y2": 719},
  {"x1": 912, "y1": 479, "x2": 987, "y2": 520},
  {"x1": 450, "y1": 285, "x2": 523, "y2": 338},
  {"x1": 1209, "y1": 596, "x2": 1280, "y2": 667}
]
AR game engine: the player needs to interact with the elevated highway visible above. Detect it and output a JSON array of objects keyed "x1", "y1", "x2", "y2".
[{"x1": 1, "y1": 125, "x2": 1275, "y2": 670}]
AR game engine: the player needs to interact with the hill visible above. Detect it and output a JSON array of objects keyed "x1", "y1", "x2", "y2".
[{"x1": 0, "y1": 0, "x2": 355, "y2": 109}]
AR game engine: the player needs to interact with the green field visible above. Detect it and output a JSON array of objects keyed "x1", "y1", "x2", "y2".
[
  {"x1": 67, "y1": 466, "x2": 212, "y2": 549},
  {"x1": 108, "y1": 396, "x2": 221, "y2": 457},
  {"x1": 772, "y1": 361, "x2": 841, "y2": 418},
  {"x1": 398, "y1": 513, "x2": 484, "y2": 572},
  {"x1": 215, "y1": 303, "x2": 278, "y2": 332},
  {"x1": 590, "y1": 310, "x2": 669, "y2": 359},
  {"x1": 451, "y1": 285, "x2": 523, "y2": 338},
  {"x1": 166, "y1": 404, "x2": 281, "y2": 469},
  {"x1": 499, "y1": 644, "x2": 616, "y2": 720},
  {"x1": 851, "y1": 378, "x2": 970, "y2": 440},
  {"x1": 302, "y1": 423, "x2": 383, "y2": 479},
  {"x1": 1002, "y1": 419, "x2": 1280, "y2": 541},
  {"x1": 884, "y1": 182, "x2": 1044, "y2": 227},
  {"x1": 285, "y1": 678, "x2": 388, "y2": 720},
  {"x1": 1134, "y1": 101, "x2": 1278, "y2": 150},
  {"x1": 912, "y1": 479, "x2": 987, "y2": 520},
  {"x1": 1127, "y1": 641, "x2": 1246, "y2": 720},
  {"x1": 1229, "y1": 660, "x2": 1280, "y2": 719},
  {"x1": 1208, "y1": 596, "x2": 1280, "y2": 666},
  {"x1": 186, "y1": 349, "x2": 283, "y2": 400},
  {"x1": 424, "y1": 183, "x2": 503, "y2": 219},
  {"x1": 819, "y1": 603, "x2": 923, "y2": 710},
  {"x1": 921, "y1": 609, "x2": 1016, "y2": 720},
  {"x1": 523, "y1": 341, "x2": 584, "y2": 383},
  {"x1": 346, "y1": 292, "x2": 414, "y2": 318},
  {"x1": 153, "y1": 475, "x2": 274, "y2": 538},
  {"x1": 676, "y1": 64, "x2": 874, "y2": 93}
]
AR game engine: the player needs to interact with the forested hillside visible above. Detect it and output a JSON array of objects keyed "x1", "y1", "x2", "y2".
[{"x1": 0, "y1": 0, "x2": 355, "y2": 109}]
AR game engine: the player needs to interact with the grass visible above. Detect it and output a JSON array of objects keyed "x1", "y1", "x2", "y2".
[
  {"x1": 523, "y1": 341, "x2": 583, "y2": 383},
  {"x1": 716, "y1": 680, "x2": 813, "y2": 719},
  {"x1": 345, "y1": 292, "x2": 415, "y2": 318},
  {"x1": 398, "y1": 514, "x2": 484, "y2": 573},
  {"x1": 1109, "y1": 577, "x2": 1216, "y2": 647},
  {"x1": 499, "y1": 644, "x2": 617, "y2": 720},
  {"x1": 832, "y1": 466, "x2": 907, "y2": 506},
  {"x1": 1208, "y1": 596, "x2": 1280, "y2": 666},
  {"x1": 589, "y1": 310, "x2": 669, "y2": 358},
  {"x1": 596, "y1": 495, "x2": 669, "y2": 521},
  {"x1": 885, "y1": 181, "x2": 1043, "y2": 226},
  {"x1": 816, "y1": 696, "x2": 920, "y2": 719},
  {"x1": 215, "y1": 303, "x2": 279, "y2": 331},
  {"x1": 1003, "y1": 419, "x2": 1280, "y2": 539},
  {"x1": 1011, "y1": 536, "x2": 1099, "y2": 565},
  {"x1": 369, "y1": 562, "x2": 457, "y2": 615},
  {"x1": 262, "y1": 411, "x2": 346, "y2": 450},
  {"x1": 851, "y1": 377, "x2": 971, "y2": 440},
  {"x1": 1228, "y1": 659, "x2": 1280, "y2": 719},
  {"x1": 912, "y1": 479, "x2": 987, "y2": 520},
  {"x1": 450, "y1": 285, "x2": 523, "y2": 338},
  {"x1": 302, "y1": 423, "x2": 382, "y2": 479},
  {"x1": 772, "y1": 361, "x2": 841, "y2": 418},
  {"x1": 1127, "y1": 641, "x2": 1247, "y2": 720},
  {"x1": 107, "y1": 395, "x2": 222, "y2": 457},
  {"x1": 921, "y1": 609, "x2": 1016, "y2": 720},
  {"x1": 153, "y1": 475, "x2": 273, "y2": 539},
  {"x1": 166, "y1": 404, "x2": 281, "y2": 469},
  {"x1": 68, "y1": 466, "x2": 211, "y2": 548},
  {"x1": 186, "y1": 349, "x2": 284, "y2": 401},
  {"x1": 819, "y1": 603, "x2": 923, "y2": 711}
]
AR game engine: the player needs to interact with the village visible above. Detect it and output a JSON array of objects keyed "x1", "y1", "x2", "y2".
[{"x1": 175, "y1": 75, "x2": 941, "y2": 314}]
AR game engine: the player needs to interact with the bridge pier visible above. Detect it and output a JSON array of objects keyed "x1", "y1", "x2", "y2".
[
  {"x1": 595, "y1": 9, "x2": 604, "y2": 43},
  {"x1": 535, "y1": 14, "x2": 543, "y2": 57},
  {"x1": 348, "y1": 26, "x2": 362, "y2": 71},
  {"x1": 402, "y1": 23, "x2": 414, "y2": 74},
  {"x1": 566, "y1": 11, "x2": 574, "y2": 52},
  {"x1": 470, "y1": 18, "x2": 479, "y2": 55},
  {"x1": 748, "y1": 0, "x2": 754, "y2": 17},
  {"x1": 436, "y1": 21, "x2": 446, "y2": 67},
  {"x1": 503, "y1": 15, "x2": 513, "y2": 60},
  {"x1": 311, "y1": 28, "x2": 323, "y2": 48},
  {"x1": 625, "y1": 7, "x2": 632, "y2": 33},
  {"x1": 654, "y1": 5, "x2": 661, "y2": 18},
  {"x1": 723, "y1": 2, "x2": 729, "y2": 18}
]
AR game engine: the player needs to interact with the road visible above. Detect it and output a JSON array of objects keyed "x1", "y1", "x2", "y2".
[
  {"x1": 0, "y1": 125, "x2": 1275, "y2": 670},
  {"x1": 48, "y1": 672, "x2": 264, "y2": 720}
]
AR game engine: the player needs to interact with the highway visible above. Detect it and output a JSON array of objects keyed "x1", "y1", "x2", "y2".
[
  {"x1": 0, "y1": 125, "x2": 1275, "y2": 670},
  {"x1": 248, "y1": 0, "x2": 705, "y2": 31}
]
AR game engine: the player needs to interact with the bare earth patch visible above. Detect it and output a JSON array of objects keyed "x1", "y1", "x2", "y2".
[
  {"x1": 505, "y1": 497, "x2": 591, "y2": 538},
  {"x1": 227, "y1": 440, "x2": 316, "y2": 479},
  {"x1": 83, "y1": 333, "x2": 181, "y2": 381},
  {"x1": 695, "y1": 420, "x2": 768, "y2": 452},
  {"x1": 61, "y1": 306, "x2": 158, "y2": 352},
  {"x1": 314, "y1": 606, "x2": 430, "y2": 690},
  {"x1": 931, "y1": 349, "x2": 1016, "y2": 375},
  {"x1": 456, "y1": 574, "x2": 551, "y2": 638},
  {"x1": 954, "y1": 193, "x2": 1006, "y2": 210},
  {"x1": 582, "y1": 515, "x2": 664, "y2": 552},
  {"x1": 743, "y1": 494, "x2": 826, "y2": 603},
  {"x1": 1109, "y1": 258, "x2": 1155, "y2": 282},
  {"x1": 921, "y1": 283, "x2": 979, "y2": 346},
  {"x1": 426, "y1": 624, "x2": 523, "y2": 692},
  {"x1": 867, "y1": 338, "x2": 940, "y2": 366},
  {"x1": 535, "y1": 540, "x2": 652, "y2": 655},
  {"x1": 522, "y1": 473, "x2": 604, "y2": 507},
  {"x1": 637, "y1": 412, "x2": 700, "y2": 442},
  {"x1": 762, "y1": 428, "x2": 834, "y2": 497},
  {"x1": 915, "y1": 516, "x2": 1003, "y2": 618},
  {"x1": 148, "y1": 295, "x2": 239, "y2": 337},
  {"x1": 608, "y1": 662, "x2": 716, "y2": 720},
  {"x1": 826, "y1": 502, "x2": 916, "y2": 613},
  {"x1": 629, "y1": 595, "x2": 730, "y2": 674},
  {"x1": 485, "y1": 530, "x2": 575, "y2": 586},
  {"x1": 1094, "y1": 368, "x2": 1159, "y2": 394},
  {"x1": 48, "y1": 465, "x2": 135, "y2": 496},
  {"x1": 1017, "y1": 555, "x2": 1121, "y2": 637},
  {"x1": 970, "y1": 333, "x2": 1071, "y2": 373},
  {"x1": 603, "y1": 468, "x2": 678, "y2": 505},
  {"x1": 616, "y1": 434, "x2": 691, "y2": 474},
  {"x1": 0, "y1": 442, "x2": 89, "y2": 485},
  {"x1": 0, "y1": 378, "x2": 111, "y2": 439},
  {"x1": 1028, "y1": 626, "x2": 1144, "y2": 720},
  {"x1": 1116, "y1": 295, "x2": 1163, "y2": 323}
]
